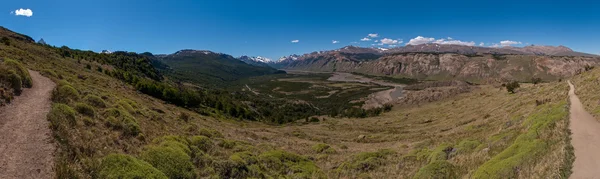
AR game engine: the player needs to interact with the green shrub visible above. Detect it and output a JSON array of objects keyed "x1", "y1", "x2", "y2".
[
  {"x1": 198, "y1": 128, "x2": 224, "y2": 138},
  {"x1": 505, "y1": 81, "x2": 520, "y2": 93},
  {"x1": 258, "y1": 150, "x2": 325, "y2": 178},
  {"x1": 99, "y1": 154, "x2": 167, "y2": 179},
  {"x1": 3, "y1": 59, "x2": 32, "y2": 88},
  {"x1": 41, "y1": 69, "x2": 58, "y2": 78},
  {"x1": 190, "y1": 135, "x2": 213, "y2": 152},
  {"x1": 218, "y1": 139, "x2": 238, "y2": 149},
  {"x1": 7, "y1": 71, "x2": 22, "y2": 94},
  {"x1": 427, "y1": 143, "x2": 452, "y2": 163},
  {"x1": 312, "y1": 143, "x2": 335, "y2": 154},
  {"x1": 140, "y1": 141, "x2": 194, "y2": 179},
  {"x1": 75, "y1": 103, "x2": 95, "y2": 117},
  {"x1": 339, "y1": 149, "x2": 395, "y2": 172},
  {"x1": 52, "y1": 85, "x2": 79, "y2": 104},
  {"x1": 404, "y1": 148, "x2": 433, "y2": 162},
  {"x1": 103, "y1": 108, "x2": 140, "y2": 136},
  {"x1": 413, "y1": 161, "x2": 457, "y2": 179},
  {"x1": 117, "y1": 100, "x2": 136, "y2": 113},
  {"x1": 48, "y1": 103, "x2": 77, "y2": 128},
  {"x1": 58, "y1": 80, "x2": 72, "y2": 87},
  {"x1": 85, "y1": 95, "x2": 106, "y2": 108},
  {"x1": 456, "y1": 139, "x2": 481, "y2": 154}
]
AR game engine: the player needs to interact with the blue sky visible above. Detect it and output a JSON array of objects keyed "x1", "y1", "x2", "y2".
[{"x1": 3, "y1": 0, "x2": 599, "y2": 60}]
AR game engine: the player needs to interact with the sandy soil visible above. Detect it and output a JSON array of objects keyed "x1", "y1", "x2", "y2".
[
  {"x1": 0, "y1": 70, "x2": 56, "y2": 179},
  {"x1": 568, "y1": 80, "x2": 600, "y2": 179}
]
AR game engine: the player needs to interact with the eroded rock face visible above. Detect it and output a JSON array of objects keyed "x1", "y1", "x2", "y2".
[{"x1": 284, "y1": 53, "x2": 600, "y2": 82}]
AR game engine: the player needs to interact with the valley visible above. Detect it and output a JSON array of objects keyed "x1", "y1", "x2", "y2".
[{"x1": 0, "y1": 25, "x2": 598, "y2": 179}]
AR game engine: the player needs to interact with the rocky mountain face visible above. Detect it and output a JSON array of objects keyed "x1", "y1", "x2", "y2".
[{"x1": 279, "y1": 45, "x2": 600, "y2": 82}]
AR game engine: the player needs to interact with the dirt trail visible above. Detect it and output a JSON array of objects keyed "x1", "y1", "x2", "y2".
[
  {"x1": 568, "y1": 80, "x2": 600, "y2": 179},
  {"x1": 0, "y1": 70, "x2": 56, "y2": 179}
]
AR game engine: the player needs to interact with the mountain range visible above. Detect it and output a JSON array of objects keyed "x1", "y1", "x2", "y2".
[{"x1": 262, "y1": 44, "x2": 599, "y2": 82}]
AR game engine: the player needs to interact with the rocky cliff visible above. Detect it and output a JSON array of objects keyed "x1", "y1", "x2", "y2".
[{"x1": 284, "y1": 52, "x2": 600, "y2": 82}]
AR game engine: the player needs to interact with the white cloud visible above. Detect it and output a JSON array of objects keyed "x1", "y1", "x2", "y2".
[
  {"x1": 332, "y1": 40, "x2": 339, "y2": 44},
  {"x1": 389, "y1": 45, "x2": 397, "y2": 47},
  {"x1": 406, "y1": 36, "x2": 435, "y2": 45},
  {"x1": 374, "y1": 40, "x2": 379, "y2": 42},
  {"x1": 368, "y1": 33, "x2": 379, "y2": 38},
  {"x1": 407, "y1": 36, "x2": 475, "y2": 46},
  {"x1": 360, "y1": 38, "x2": 371, "y2": 41},
  {"x1": 479, "y1": 42, "x2": 485, "y2": 46},
  {"x1": 490, "y1": 44, "x2": 501, "y2": 48},
  {"x1": 500, "y1": 40, "x2": 521, "y2": 47},
  {"x1": 13, "y1": 8, "x2": 33, "y2": 17},
  {"x1": 380, "y1": 38, "x2": 401, "y2": 45},
  {"x1": 435, "y1": 39, "x2": 476, "y2": 46},
  {"x1": 351, "y1": 41, "x2": 359, "y2": 44},
  {"x1": 291, "y1": 40, "x2": 299, "y2": 43}
]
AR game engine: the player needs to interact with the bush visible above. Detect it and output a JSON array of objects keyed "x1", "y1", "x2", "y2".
[
  {"x1": 75, "y1": 103, "x2": 95, "y2": 117},
  {"x1": 85, "y1": 95, "x2": 106, "y2": 108},
  {"x1": 413, "y1": 160, "x2": 457, "y2": 179},
  {"x1": 531, "y1": 77, "x2": 542, "y2": 85},
  {"x1": 3, "y1": 59, "x2": 32, "y2": 88},
  {"x1": 41, "y1": 69, "x2": 58, "y2": 78},
  {"x1": 190, "y1": 135, "x2": 213, "y2": 152},
  {"x1": 456, "y1": 139, "x2": 481, "y2": 154},
  {"x1": 99, "y1": 154, "x2": 167, "y2": 179},
  {"x1": 48, "y1": 103, "x2": 77, "y2": 128},
  {"x1": 7, "y1": 71, "x2": 22, "y2": 95},
  {"x1": 198, "y1": 128, "x2": 224, "y2": 138},
  {"x1": 52, "y1": 85, "x2": 80, "y2": 104},
  {"x1": 104, "y1": 108, "x2": 141, "y2": 136},
  {"x1": 339, "y1": 149, "x2": 395, "y2": 172},
  {"x1": 505, "y1": 81, "x2": 520, "y2": 93},
  {"x1": 312, "y1": 143, "x2": 336, "y2": 154},
  {"x1": 427, "y1": 143, "x2": 453, "y2": 163},
  {"x1": 258, "y1": 150, "x2": 325, "y2": 178},
  {"x1": 140, "y1": 141, "x2": 194, "y2": 179}
]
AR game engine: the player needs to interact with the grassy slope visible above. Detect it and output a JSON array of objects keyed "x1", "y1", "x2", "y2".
[
  {"x1": 572, "y1": 68, "x2": 600, "y2": 120},
  {"x1": 0, "y1": 27, "x2": 574, "y2": 178},
  {"x1": 223, "y1": 82, "x2": 573, "y2": 178}
]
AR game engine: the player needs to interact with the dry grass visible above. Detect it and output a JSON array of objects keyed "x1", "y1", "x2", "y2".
[{"x1": 0, "y1": 30, "x2": 574, "y2": 178}]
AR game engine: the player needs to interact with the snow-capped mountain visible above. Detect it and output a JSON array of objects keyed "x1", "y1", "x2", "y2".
[
  {"x1": 101, "y1": 50, "x2": 112, "y2": 54},
  {"x1": 277, "y1": 54, "x2": 300, "y2": 62},
  {"x1": 238, "y1": 56, "x2": 273, "y2": 67}
]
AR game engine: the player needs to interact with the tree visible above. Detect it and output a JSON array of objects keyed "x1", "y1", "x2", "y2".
[
  {"x1": 531, "y1": 77, "x2": 542, "y2": 85},
  {"x1": 505, "y1": 81, "x2": 520, "y2": 93}
]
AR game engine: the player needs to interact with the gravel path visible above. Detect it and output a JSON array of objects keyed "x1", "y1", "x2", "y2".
[
  {"x1": 0, "y1": 70, "x2": 56, "y2": 179},
  {"x1": 568, "y1": 80, "x2": 600, "y2": 179}
]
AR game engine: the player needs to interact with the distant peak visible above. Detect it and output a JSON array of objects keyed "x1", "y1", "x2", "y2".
[
  {"x1": 101, "y1": 50, "x2": 112, "y2": 54},
  {"x1": 37, "y1": 38, "x2": 47, "y2": 45}
]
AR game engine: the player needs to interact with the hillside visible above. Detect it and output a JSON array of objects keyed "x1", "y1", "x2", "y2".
[
  {"x1": 0, "y1": 26, "x2": 585, "y2": 178},
  {"x1": 280, "y1": 47, "x2": 600, "y2": 82},
  {"x1": 156, "y1": 50, "x2": 284, "y2": 85}
]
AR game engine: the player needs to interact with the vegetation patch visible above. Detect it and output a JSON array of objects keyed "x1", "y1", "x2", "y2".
[
  {"x1": 413, "y1": 160, "x2": 457, "y2": 179},
  {"x1": 75, "y1": 103, "x2": 95, "y2": 117},
  {"x1": 52, "y1": 84, "x2": 80, "y2": 104},
  {"x1": 339, "y1": 149, "x2": 395, "y2": 172},
  {"x1": 473, "y1": 102, "x2": 568, "y2": 178},
  {"x1": 140, "y1": 139, "x2": 194, "y2": 179},
  {"x1": 99, "y1": 154, "x2": 167, "y2": 179}
]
